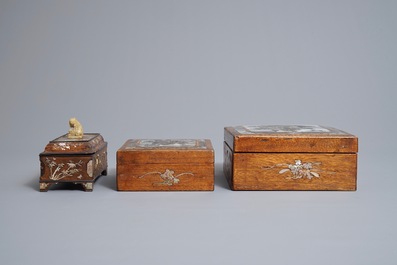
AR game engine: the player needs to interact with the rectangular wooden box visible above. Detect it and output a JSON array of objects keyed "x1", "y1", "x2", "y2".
[
  {"x1": 39, "y1": 133, "x2": 108, "y2": 192},
  {"x1": 224, "y1": 125, "x2": 358, "y2": 191},
  {"x1": 117, "y1": 139, "x2": 214, "y2": 191}
]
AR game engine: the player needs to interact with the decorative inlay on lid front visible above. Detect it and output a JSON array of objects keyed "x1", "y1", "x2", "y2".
[
  {"x1": 125, "y1": 139, "x2": 207, "y2": 149},
  {"x1": 235, "y1": 125, "x2": 347, "y2": 135}
]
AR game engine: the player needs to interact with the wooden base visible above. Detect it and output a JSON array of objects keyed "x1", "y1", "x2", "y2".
[
  {"x1": 39, "y1": 169, "x2": 107, "y2": 192},
  {"x1": 39, "y1": 182, "x2": 94, "y2": 192}
]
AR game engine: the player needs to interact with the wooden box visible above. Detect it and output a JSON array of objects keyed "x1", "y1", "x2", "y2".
[
  {"x1": 39, "y1": 133, "x2": 108, "y2": 192},
  {"x1": 117, "y1": 139, "x2": 214, "y2": 191},
  {"x1": 224, "y1": 125, "x2": 358, "y2": 191}
]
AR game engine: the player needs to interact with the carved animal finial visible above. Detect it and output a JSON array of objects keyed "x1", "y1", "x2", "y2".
[{"x1": 67, "y1": 118, "x2": 84, "y2": 139}]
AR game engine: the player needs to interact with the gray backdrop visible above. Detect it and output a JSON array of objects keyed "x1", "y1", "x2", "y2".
[{"x1": 1, "y1": 1, "x2": 396, "y2": 264}]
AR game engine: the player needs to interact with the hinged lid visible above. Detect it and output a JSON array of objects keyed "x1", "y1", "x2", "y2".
[
  {"x1": 224, "y1": 125, "x2": 358, "y2": 153},
  {"x1": 117, "y1": 139, "x2": 214, "y2": 164},
  {"x1": 41, "y1": 133, "x2": 106, "y2": 155}
]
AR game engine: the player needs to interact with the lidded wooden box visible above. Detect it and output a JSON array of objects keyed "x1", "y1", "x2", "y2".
[
  {"x1": 117, "y1": 139, "x2": 214, "y2": 191},
  {"x1": 39, "y1": 119, "x2": 107, "y2": 192},
  {"x1": 224, "y1": 125, "x2": 358, "y2": 191}
]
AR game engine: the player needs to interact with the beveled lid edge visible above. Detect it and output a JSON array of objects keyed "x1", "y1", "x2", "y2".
[
  {"x1": 41, "y1": 133, "x2": 106, "y2": 154},
  {"x1": 224, "y1": 125, "x2": 358, "y2": 153}
]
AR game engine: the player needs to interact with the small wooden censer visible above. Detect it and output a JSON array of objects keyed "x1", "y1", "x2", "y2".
[{"x1": 39, "y1": 118, "x2": 108, "y2": 192}]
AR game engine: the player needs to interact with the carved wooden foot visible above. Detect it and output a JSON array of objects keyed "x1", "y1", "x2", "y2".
[
  {"x1": 40, "y1": 182, "x2": 53, "y2": 192},
  {"x1": 81, "y1": 182, "x2": 93, "y2": 192}
]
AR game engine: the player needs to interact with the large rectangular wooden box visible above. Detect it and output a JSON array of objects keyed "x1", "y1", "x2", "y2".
[
  {"x1": 224, "y1": 125, "x2": 358, "y2": 191},
  {"x1": 39, "y1": 133, "x2": 108, "y2": 191},
  {"x1": 117, "y1": 139, "x2": 214, "y2": 191}
]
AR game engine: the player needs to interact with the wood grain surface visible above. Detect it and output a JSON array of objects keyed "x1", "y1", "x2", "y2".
[
  {"x1": 117, "y1": 163, "x2": 214, "y2": 191},
  {"x1": 224, "y1": 126, "x2": 358, "y2": 153},
  {"x1": 224, "y1": 143, "x2": 357, "y2": 191},
  {"x1": 117, "y1": 139, "x2": 215, "y2": 191},
  {"x1": 117, "y1": 149, "x2": 213, "y2": 164}
]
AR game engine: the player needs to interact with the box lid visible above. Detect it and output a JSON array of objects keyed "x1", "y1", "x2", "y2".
[
  {"x1": 117, "y1": 139, "x2": 214, "y2": 164},
  {"x1": 224, "y1": 125, "x2": 358, "y2": 153},
  {"x1": 41, "y1": 133, "x2": 106, "y2": 155}
]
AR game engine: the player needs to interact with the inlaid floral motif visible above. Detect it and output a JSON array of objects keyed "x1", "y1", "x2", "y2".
[
  {"x1": 45, "y1": 157, "x2": 84, "y2": 181},
  {"x1": 278, "y1": 160, "x2": 321, "y2": 180},
  {"x1": 139, "y1": 169, "x2": 194, "y2": 186},
  {"x1": 263, "y1": 160, "x2": 322, "y2": 180}
]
